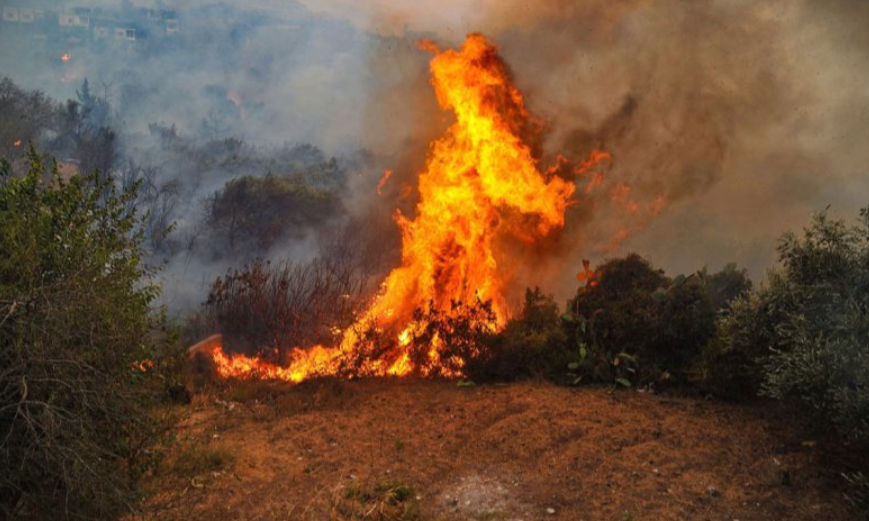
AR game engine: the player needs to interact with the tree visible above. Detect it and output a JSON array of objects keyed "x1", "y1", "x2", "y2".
[
  {"x1": 0, "y1": 147, "x2": 173, "y2": 519},
  {"x1": 750, "y1": 208, "x2": 868, "y2": 442},
  {"x1": 203, "y1": 174, "x2": 343, "y2": 255},
  {"x1": 467, "y1": 287, "x2": 569, "y2": 381},
  {"x1": 76, "y1": 78, "x2": 111, "y2": 132},
  {"x1": 0, "y1": 77, "x2": 59, "y2": 161},
  {"x1": 566, "y1": 254, "x2": 722, "y2": 386}
]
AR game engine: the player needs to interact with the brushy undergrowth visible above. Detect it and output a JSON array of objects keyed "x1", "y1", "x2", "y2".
[{"x1": 0, "y1": 149, "x2": 183, "y2": 520}]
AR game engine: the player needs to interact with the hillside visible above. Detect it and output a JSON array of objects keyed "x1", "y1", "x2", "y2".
[{"x1": 139, "y1": 380, "x2": 855, "y2": 520}]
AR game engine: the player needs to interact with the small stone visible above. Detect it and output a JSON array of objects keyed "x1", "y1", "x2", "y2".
[
  {"x1": 546, "y1": 507, "x2": 556, "y2": 515},
  {"x1": 707, "y1": 486, "x2": 720, "y2": 497}
]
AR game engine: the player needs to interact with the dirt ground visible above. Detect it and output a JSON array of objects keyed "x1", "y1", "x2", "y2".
[{"x1": 138, "y1": 379, "x2": 857, "y2": 520}]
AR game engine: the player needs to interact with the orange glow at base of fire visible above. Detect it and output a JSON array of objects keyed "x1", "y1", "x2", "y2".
[{"x1": 212, "y1": 34, "x2": 607, "y2": 383}]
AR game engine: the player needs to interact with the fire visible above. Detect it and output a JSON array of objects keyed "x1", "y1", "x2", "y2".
[
  {"x1": 575, "y1": 150, "x2": 611, "y2": 176},
  {"x1": 13, "y1": 140, "x2": 22, "y2": 147},
  {"x1": 576, "y1": 259, "x2": 597, "y2": 287},
  {"x1": 134, "y1": 359, "x2": 155, "y2": 372},
  {"x1": 377, "y1": 169, "x2": 393, "y2": 195},
  {"x1": 212, "y1": 34, "x2": 600, "y2": 382}
]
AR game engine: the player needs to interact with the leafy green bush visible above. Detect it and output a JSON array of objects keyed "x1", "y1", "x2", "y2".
[
  {"x1": 565, "y1": 254, "x2": 726, "y2": 387},
  {"x1": 0, "y1": 149, "x2": 176, "y2": 519},
  {"x1": 705, "y1": 262, "x2": 753, "y2": 311},
  {"x1": 709, "y1": 208, "x2": 869, "y2": 441},
  {"x1": 467, "y1": 288, "x2": 569, "y2": 381},
  {"x1": 693, "y1": 289, "x2": 776, "y2": 399},
  {"x1": 755, "y1": 208, "x2": 868, "y2": 442}
]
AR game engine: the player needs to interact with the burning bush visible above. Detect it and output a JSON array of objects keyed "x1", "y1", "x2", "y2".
[
  {"x1": 0, "y1": 149, "x2": 178, "y2": 519},
  {"x1": 205, "y1": 35, "x2": 580, "y2": 382},
  {"x1": 204, "y1": 257, "x2": 366, "y2": 362},
  {"x1": 407, "y1": 298, "x2": 498, "y2": 378}
]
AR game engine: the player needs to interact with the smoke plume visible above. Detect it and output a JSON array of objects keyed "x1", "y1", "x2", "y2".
[{"x1": 2, "y1": 0, "x2": 867, "y2": 312}]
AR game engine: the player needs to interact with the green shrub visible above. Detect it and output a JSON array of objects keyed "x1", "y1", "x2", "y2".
[
  {"x1": 691, "y1": 265, "x2": 764, "y2": 398},
  {"x1": 0, "y1": 148, "x2": 176, "y2": 519},
  {"x1": 565, "y1": 254, "x2": 726, "y2": 387},
  {"x1": 467, "y1": 288, "x2": 569, "y2": 381},
  {"x1": 692, "y1": 292, "x2": 770, "y2": 399},
  {"x1": 705, "y1": 262, "x2": 753, "y2": 311},
  {"x1": 654, "y1": 280, "x2": 717, "y2": 379},
  {"x1": 716, "y1": 208, "x2": 869, "y2": 442}
]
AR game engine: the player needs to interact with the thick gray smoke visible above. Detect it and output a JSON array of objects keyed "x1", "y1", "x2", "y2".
[
  {"x1": 2, "y1": 0, "x2": 867, "y2": 313},
  {"x1": 0, "y1": 0, "x2": 402, "y2": 311},
  {"x1": 309, "y1": 0, "x2": 869, "y2": 304}
]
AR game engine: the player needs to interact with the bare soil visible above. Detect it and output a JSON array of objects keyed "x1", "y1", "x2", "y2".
[{"x1": 138, "y1": 379, "x2": 857, "y2": 520}]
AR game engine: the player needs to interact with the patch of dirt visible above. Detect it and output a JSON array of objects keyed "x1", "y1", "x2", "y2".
[
  {"x1": 438, "y1": 473, "x2": 531, "y2": 520},
  {"x1": 138, "y1": 379, "x2": 858, "y2": 520}
]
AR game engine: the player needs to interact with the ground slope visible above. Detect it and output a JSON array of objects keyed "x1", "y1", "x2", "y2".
[{"x1": 140, "y1": 380, "x2": 855, "y2": 520}]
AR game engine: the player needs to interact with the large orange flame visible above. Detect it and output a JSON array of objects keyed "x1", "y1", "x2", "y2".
[{"x1": 211, "y1": 34, "x2": 595, "y2": 382}]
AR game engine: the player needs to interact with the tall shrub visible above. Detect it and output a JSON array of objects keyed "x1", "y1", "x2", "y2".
[{"x1": 0, "y1": 148, "x2": 172, "y2": 519}]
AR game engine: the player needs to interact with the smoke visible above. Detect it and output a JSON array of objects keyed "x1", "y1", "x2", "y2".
[
  {"x1": 2, "y1": 0, "x2": 867, "y2": 313},
  {"x1": 309, "y1": 0, "x2": 869, "y2": 304}
]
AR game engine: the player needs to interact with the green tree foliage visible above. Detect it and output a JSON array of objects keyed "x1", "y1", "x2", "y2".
[
  {"x1": 566, "y1": 254, "x2": 746, "y2": 387},
  {"x1": 468, "y1": 288, "x2": 569, "y2": 381},
  {"x1": 705, "y1": 262, "x2": 752, "y2": 311},
  {"x1": 204, "y1": 174, "x2": 343, "y2": 253},
  {"x1": 0, "y1": 78, "x2": 59, "y2": 161},
  {"x1": 719, "y1": 208, "x2": 869, "y2": 442},
  {"x1": 0, "y1": 148, "x2": 174, "y2": 519},
  {"x1": 0, "y1": 77, "x2": 118, "y2": 176}
]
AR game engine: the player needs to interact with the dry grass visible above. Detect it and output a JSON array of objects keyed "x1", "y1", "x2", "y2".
[
  {"x1": 138, "y1": 379, "x2": 860, "y2": 520},
  {"x1": 170, "y1": 442, "x2": 235, "y2": 477}
]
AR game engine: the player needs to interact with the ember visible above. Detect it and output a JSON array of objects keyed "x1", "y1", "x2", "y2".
[{"x1": 376, "y1": 169, "x2": 392, "y2": 195}]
